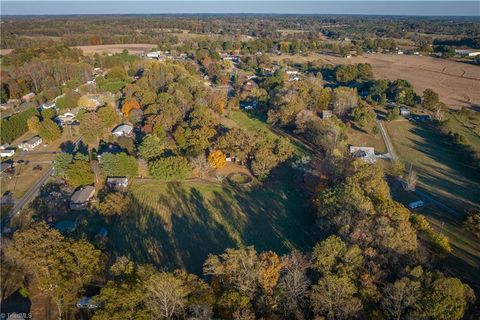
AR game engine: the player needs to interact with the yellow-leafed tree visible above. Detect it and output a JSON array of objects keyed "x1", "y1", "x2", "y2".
[
  {"x1": 27, "y1": 116, "x2": 41, "y2": 132},
  {"x1": 121, "y1": 98, "x2": 141, "y2": 117},
  {"x1": 208, "y1": 150, "x2": 226, "y2": 169}
]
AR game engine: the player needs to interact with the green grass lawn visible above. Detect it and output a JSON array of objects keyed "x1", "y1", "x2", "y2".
[
  {"x1": 347, "y1": 122, "x2": 387, "y2": 154},
  {"x1": 224, "y1": 110, "x2": 312, "y2": 156},
  {"x1": 104, "y1": 166, "x2": 318, "y2": 274},
  {"x1": 385, "y1": 120, "x2": 480, "y2": 212},
  {"x1": 446, "y1": 112, "x2": 480, "y2": 152},
  {"x1": 384, "y1": 120, "x2": 480, "y2": 291}
]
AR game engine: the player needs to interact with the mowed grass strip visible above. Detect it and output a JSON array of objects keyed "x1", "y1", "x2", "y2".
[
  {"x1": 384, "y1": 120, "x2": 480, "y2": 291},
  {"x1": 384, "y1": 120, "x2": 480, "y2": 211},
  {"x1": 109, "y1": 170, "x2": 317, "y2": 274}
]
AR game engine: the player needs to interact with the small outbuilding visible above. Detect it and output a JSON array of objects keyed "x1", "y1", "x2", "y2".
[
  {"x1": 112, "y1": 124, "x2": 133, "y2": 137},
  {"x1": 320, "y1": 110, "x2": 333, "y2": 119},
  {"x1": 106, "y1": 177, "x2": 128, "y2": 190},
  {"x1": 70, "y1": 186, "x2": 95, "y2": 210}
]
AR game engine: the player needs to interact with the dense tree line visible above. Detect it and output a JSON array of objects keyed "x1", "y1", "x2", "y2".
[
  {"x1": 0, "y1": 107, "x2": 38, "y2": 144},
  {"x1": 2, "y1": 15, "x2": 477, "y2": 50},
  {"x1": 3, "y1": 162, "x2": 476, "y2": 319}
]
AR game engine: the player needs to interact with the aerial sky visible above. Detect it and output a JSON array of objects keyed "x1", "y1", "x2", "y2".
[{"x1": 1, "y1": 1, "x2": 479, "y2": 16}]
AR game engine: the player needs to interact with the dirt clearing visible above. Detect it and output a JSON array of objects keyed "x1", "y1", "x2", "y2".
[{"x1": 74, "y1": 43, "x2": 157, "y2": 55}]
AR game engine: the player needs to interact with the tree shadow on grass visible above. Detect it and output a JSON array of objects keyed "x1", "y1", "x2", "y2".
[
  {"x1": 105, "y1": 168, "x2": 318, "y2": 275},
  {"x1": 106, "y1": 182, "x2": 239, "y2": 274},
  {"x1": 406, "y1": 125, "x2": 480, "y2": 212}
]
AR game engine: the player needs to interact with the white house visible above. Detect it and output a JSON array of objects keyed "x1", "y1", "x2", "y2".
[
  {"x1": 0, "y1": 149, "x2": 15, "y2": 158},
  {"x1": 41, "y1": 101, "x2": 56, "y2": 109},
  {"x1": 18, "y1": 136, "x2": 42, "y2": 151},
  {"x1": 320, "y1": 110, "x2": 333, "y2": 119},
  {"x1": 146, "y1": 51, "x2": 161, "y2": 59},
  {"x1": 112, "y1": 124, "x2": 133, "y2": 137},
  {"x1": 286, "y1": 69, "x2": 299, "y2": 75},
  {"x1": 349, "y1": 146, "x2": 376, "y2": 163},
  {"x1": 0, "y1": 143, "x2": 10, "y2": 150}
]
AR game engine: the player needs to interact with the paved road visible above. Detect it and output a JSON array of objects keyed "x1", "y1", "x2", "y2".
[
  {"x1": 2, "y1": 166, "x2": 54, "y2": 227},
  {"x1": 1, "y1": 136, "x2": 82, "y2": 229}
]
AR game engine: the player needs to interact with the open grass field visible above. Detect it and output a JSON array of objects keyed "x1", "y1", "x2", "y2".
[
  {"x1": 270, "y1": 53, "x2": 480, "y2": 110},
  {"x1": 384, "y1": 120, "x2": 480, "y2": 290},
  {"x1": 384, "y1": 120, "x2": 480, "y2": 212},
  {"x1": 106, "y1": 168, "x2": 318, "y2": 274}
]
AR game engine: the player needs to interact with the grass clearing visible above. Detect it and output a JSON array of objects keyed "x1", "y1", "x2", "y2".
[
  {"x1": 384, "y1": 120, "x2": 480, "y2": 211},
  {"x1": 384, "y1": 120, "x2": 480, "y2": 291},
  {"x1": 445, "y1": 112, "x2": 480, "y2": 152},
  {"x1": 224, "y1": 110, "x2": 311, "y2": 156},
  {"x1": 347, "y1": 122, "x2": 387, "y2": 153},
  {"x1": 105, "y1": 166, "x2": 317, "y2": 274}
]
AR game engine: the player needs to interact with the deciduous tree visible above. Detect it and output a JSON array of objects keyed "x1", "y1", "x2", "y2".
[{"x1": 207, "y1": 150, "x2": 226, "y2": 169}]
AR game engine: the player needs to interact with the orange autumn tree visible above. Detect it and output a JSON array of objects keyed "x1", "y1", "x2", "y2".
[
  {"x1": 207, "y1": 150, "x2": 226, "y2": 169},
  {"x1": 121, "y1": 98, "x2": 141, "y2": 117}
]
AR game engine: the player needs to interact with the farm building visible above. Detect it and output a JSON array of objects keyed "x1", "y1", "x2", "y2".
[
  {"x1": 349, "y1": 146, "x2": 376, "y2": 163},
  {"x1": 106, "y1": 177, "x2": 129, "y2": 190},
  {"x1": 112, "y1": 124, "x2": 133, "y2": 137},
  {"x1": 70, "y1": 186, "x2": 95, "y2": 210},
  {"x1": 0, "y1": 143, "x2": 10, "y2": 150},
  {"x1": 18, "y1": 136, "x2": 42, "y2": 151}
]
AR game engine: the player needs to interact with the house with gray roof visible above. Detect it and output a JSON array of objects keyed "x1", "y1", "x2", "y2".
[
  {"x1": 70, "y1": 186, "x2": 95, "y2": 210},
  {"x1": 112, "y1": 124, "x2": 133, "y2": 137}
]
